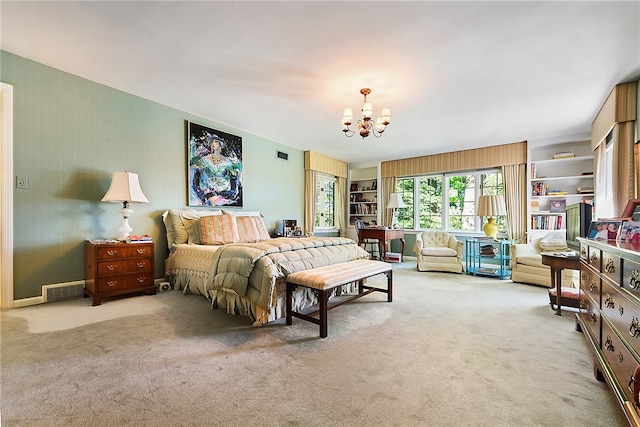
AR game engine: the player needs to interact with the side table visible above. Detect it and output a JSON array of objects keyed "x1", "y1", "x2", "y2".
[{"x1": 541, "y1": 253, "x2": 580, "y2": 316}]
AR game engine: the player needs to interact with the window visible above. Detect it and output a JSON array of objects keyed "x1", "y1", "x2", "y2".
[
  {"x1": 315, "y1": 174, "x2": 336, "y2": 229},
  {"x1": 395, "y1": 169, "x2": 504, "y2": 233}
]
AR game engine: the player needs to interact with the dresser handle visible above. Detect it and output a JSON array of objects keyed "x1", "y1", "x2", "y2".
[
  {"x1": 580, "y1": 247, "x2": 587, "y2": 257},
  {"x1": 106, "y1": 264, "x2": 117, "y2": 271},
  {"x1": 630, "y1": 270, "x2": 640, "y2": 290},
  {"x1": 136, "y1": 276, "x2": 146, "y2": 283},
  {"x1": 589, "y1": 312, "x2": 597, "y2": 323},
  {"x1": 589, "y1": 281, "x2": 598, "y2": 292},
  {"x1": 136, "y1": 262, "x2": 145, "y2": 268},
  {"x1": 107, "y1": 280, "x2": 117, "y2": 287},
  {"x1": 136, "y1": 248, "x2": 146, "y2": 254},
  {"x1": 107, "y1": 250, "x2": 117, "y2": 256},
  {"x1": 618, "y1": 352, "x2": 624, "y2": 363},
  {"x1": 604, "y1": 294, "x2": 615, "y2": 309},
  {"x1": 604, "y1": 336, "x2": 614, "y2": 352},
  {"x1": 619, "y1": 306, "x2": 624, "y2": 316},
  {"x1": 629, "y1": 317, "x2": 640, "y2": 338},
  {"x1": 605, "y1": 258, "x2": 615, "y2": 273},
  {"x1": 589, "y1": 253, "x2": 598, "y2": 265}
]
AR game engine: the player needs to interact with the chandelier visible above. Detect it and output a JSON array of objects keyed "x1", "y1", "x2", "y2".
[{"x1": 341, "y1": 88, "x2": 391, "y2": 139}]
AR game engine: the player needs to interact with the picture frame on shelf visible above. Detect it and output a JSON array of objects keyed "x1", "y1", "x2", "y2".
[
  {"x1": 549, "y1": 199, "x2": 566, "y2": 213},
  {"x1": 371, "y1": 180, "x2": 377, "y2": 191},
  {"x1": 616, "y1": 221, "x2": 640, "y2": 243},
  {"x1": 350, "y1": 183, "x2": 358, "y2": 192},
  {"x1": 620, "y1": 199, "x2": 640, "y2": 221},
  {"x1": 587, "y1": 220, "x2": 622, "y2": 240}
]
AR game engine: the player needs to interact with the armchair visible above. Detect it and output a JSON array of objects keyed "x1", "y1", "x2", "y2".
[
  {"x1": 510, "y1": 237, "x2": 578, "y2": 287},
  {"x1": 413, "y1": 231, "x2": 464, "y2": 273}
]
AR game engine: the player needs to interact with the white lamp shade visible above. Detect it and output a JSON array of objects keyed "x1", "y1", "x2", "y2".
[
  {"x1": 386, "y1": 193, "x2": 406, "y2": 209},
  {"x1": 362, "y1": 102, "x2": 373, "y2": 118},
  {"x1": 102, "y1": 171, "x2": 149, "y2": 203},
  {"x1": 342, "y1": 108, "x2": 353, "y2": 120},
  {"x1": 476, "y1": 195, "x2": 506, "y2": 217}
]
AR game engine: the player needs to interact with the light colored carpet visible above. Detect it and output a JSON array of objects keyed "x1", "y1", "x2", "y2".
[{"x1": 1, "y1": 261, "x2": 627, "y2": 426}]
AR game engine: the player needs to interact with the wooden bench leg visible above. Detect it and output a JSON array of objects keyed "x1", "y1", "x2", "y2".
[
  {"x1": 386, "y1": 270, "x2": 393, "y2": 302},
  {"x1": 319, "y1": 289, "x2": 329, "y2": 338},
  {"x1": 286, "y1": 282, "x2": 294, "y2": 326}
]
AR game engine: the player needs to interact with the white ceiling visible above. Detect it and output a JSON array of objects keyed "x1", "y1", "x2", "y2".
[{"x1": 2, "y1": 1, "x2": 639, "y2": 166}]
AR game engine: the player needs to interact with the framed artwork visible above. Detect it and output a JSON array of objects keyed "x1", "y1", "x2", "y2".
[
  {"x1": 549, "y1": 199, "x2": 566, "y2": 213},
  {"x1": 617, "y1": 221, "x2": 640, "y2": 243},
  {"x1": 187, "y1": 121, "x2": 242, "y2": 207},
  {"x1": 587, "y1": 220, "x2": 622, "y2": 240},
  {"x1": 371, "y1": 180, "x2": 377, "y2": 191}
]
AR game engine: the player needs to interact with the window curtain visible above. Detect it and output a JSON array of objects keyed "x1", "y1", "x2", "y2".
[
  {"x1": 594, "y1": 142, "x2": 606, "y2": 220},
  {"x1": 335, "y1": 177, "x2": 346, "y2": 234},
  {"x1": 501, "y1": 164, "x2": 526, "y2": 243},
  {"x1": 613, "y1": 122, "x2": 637, "y2": 212},
  {"x1": 381, "y1": 177, "x2": 396, "y2": 228},
  {"x1": 304, "y1": 169, "x2": 317, "y2": 236}
]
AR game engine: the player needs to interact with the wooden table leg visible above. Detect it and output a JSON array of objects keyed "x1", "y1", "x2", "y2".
[{"x1": 554, "y1": 268, "x2": 563, "y2": 316}]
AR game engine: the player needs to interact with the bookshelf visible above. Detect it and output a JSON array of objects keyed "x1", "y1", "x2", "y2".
[{"x1": 347, "y1": 166, "x2": 379, "y2": 241}]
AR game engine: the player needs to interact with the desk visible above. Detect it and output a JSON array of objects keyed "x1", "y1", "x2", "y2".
[
  {"x1": 541, "y1": 253, "x2": 580, "y2": 316},
  {"x1": 358, "y1": 228, "x2": 405, "y2": 262}
]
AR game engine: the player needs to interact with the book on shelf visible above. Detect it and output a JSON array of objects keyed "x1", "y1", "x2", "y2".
[
  {"x1": 547, "y1": 191, "x2": 567, "y2": 196},
  {"x1": 478, "y1": 267, "x2": 497, "y2": 274}
]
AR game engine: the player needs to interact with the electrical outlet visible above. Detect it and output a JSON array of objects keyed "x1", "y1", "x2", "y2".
[{"x1": 16, "y1": 176, "x2": 29, "y2": 189}]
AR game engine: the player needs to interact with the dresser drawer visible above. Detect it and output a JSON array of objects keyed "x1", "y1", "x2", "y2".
[
  {"x1": 97, "y1": 258, "x2": 153, "y2": 276},
  {"x1": 96, "y1": 244, "x2": 153, "y2": 260},
  {"x1": 602, "y1": 318, "x2": 640, "y2": 406},
  {"x1": 97, "y1": 273, "x2": 154, "y2": 293},
  {"x1": 580, "y1": 268, "x2": 601, "y2": 308},
  {"x1": 578, "y1": 292, "x2": 601, "y2": 344},
  {"x1": 623, "y1": 257, "x2": 640, "y2": 299},
  {"x1": 601, "y1": 280, "x2": 640, "y2": 354},
  {"x1": 586, "y1": 246, "x2": 601, "y2": 272},
  {"x1": 579, "y1": 241, "x2": 589, "y2": 261},
  {"x1": 602, "y1": 250, "x2": 621, "y2": 286}
]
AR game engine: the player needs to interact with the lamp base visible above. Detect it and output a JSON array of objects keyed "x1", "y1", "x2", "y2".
[
  {"x1": 483, "y1": 217, "x2": 499, "y2": 239},
  {"x1": 117, "y1": 206, "x2": 134, "y2": 241}
]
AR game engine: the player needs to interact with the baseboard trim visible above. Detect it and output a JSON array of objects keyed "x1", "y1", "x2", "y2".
[{"x1": 13, "y1": 296, "x2": 44, "y2": 308}]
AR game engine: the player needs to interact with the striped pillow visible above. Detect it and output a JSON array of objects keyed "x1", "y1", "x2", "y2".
[
  {"x1": 236, "y1": 216, "x2": 261, "y2": 243},
  {"x1": 197, "y1": 215, "x2": 239, "y2": 245}
]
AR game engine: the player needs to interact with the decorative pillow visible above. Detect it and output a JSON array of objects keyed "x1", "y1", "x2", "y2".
[
  {"x1": 236, "y1": 216, "x2": 261, "y2": 243},
  {"x1": 223, "y1": 210, "x2": 271, "y2": 241},
  {"x1": 197, "y1": 215, "x2": 239, "y2": 245},
  {"x1": 162, "y1": 209, "x2": 222, "y2": 246}
]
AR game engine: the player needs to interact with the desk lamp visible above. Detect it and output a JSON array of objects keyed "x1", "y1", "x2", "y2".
[
  {"x1": 387, "y1": 193, "x2": 406, "y2": 229},
  {"x1": 476, "y1": 195, "x2": 506, "y2": 239}
]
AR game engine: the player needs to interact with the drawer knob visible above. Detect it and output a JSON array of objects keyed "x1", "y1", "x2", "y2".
[
  {"x1": 107, "y1": 280, "x2": 117, "y2": 287},
  {"x1": 629, "y1": 317, "x2": 640, "y2": 338},
  {"x1": 106, "y1": 264, "x2": 117, "y2": 271},
  {"x1": 605, "y1": 258, "x2": 615, "y2": 273},
  {"x1": 630, "y1": 270, "x2": 640, "y2": 290},
  {"x1": 136, "y1": 276, "x2": 146, "y2": 283},
  {"x1": 136, "y1": 262, "x2": 145, "y2": 269},
  {"x1": 604, "y1": 336, "x2": 614, "y2": 352},
  {"x1": 604, "y1": 294, "x2": 615, "y2": 309},
  {"x1": 107, "y1": 250, "x2": 117, "y2": 256},
  {"x1": 136, "y1": 248, "x2": 146, "y2": 254}
]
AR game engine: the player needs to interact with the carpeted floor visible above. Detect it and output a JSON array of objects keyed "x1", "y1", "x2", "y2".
[{"x1": 0, "y1": 261, "x2": 627, "y2": 426}]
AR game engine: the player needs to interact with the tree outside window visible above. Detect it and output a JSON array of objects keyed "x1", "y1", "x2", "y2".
[{"x1": 315, "y1": 174, "x2": 336, "y2": 229}]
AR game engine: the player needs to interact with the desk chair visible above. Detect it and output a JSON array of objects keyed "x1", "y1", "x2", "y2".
[{"x1": 355, "y1": 219, "x2": 380, "y2": 260}]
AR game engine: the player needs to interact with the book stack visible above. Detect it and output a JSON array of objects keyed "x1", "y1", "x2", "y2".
[
  {"x1": 553, "y1": 151, "x2": 575, "y2": 159},
  {"x1": 480, "y1": 244, "x2": 498, "y2": 257},
  {"x1": 129, "y1": 235, "x2": 152, "y2": 243}
]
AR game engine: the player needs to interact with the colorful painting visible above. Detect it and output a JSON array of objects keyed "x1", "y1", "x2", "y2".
[{"x1": 187, "y1": 122, "x2": 242, "y2": 207}]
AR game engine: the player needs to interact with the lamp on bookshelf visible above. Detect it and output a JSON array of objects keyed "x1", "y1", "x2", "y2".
[
  {"x1": 477, "y1": 195, "x2": 506, "y2": 239},
  {"x1": 102, "y1": 171, "x2": 149, "y2": 241}
]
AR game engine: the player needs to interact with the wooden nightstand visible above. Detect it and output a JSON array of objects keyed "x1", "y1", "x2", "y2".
[{"x1": 84, "y1": 241, "x2": 155, "y2": 305}]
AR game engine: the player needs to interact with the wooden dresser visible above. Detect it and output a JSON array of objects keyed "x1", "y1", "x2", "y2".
[
  {"x1": 84, "y1": 241, "x2": 156, "y2": 306},
  {"x1": 577, "y1": 237, "x2": 640, "y2": 426}
]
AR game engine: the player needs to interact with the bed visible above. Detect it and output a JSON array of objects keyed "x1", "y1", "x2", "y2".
[{"x1": 163, "y1": 208, "x2": 370, "y2": 325}]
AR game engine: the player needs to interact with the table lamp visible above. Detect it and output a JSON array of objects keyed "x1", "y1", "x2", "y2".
[
  {"x1": 387, "y1": 193, "x2": 406, "y2": 229},
  {"x1": 476, "y1": 195, "x2": 506, "y2": 239},
  {"x1": 102, "y1": 171, "x2": 149, "y2": 240}
]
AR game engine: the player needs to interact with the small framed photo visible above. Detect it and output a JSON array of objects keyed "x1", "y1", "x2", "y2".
[
  {"x1": 587, "y1": 220, "x2": 622, "y2": 240},
  {"x1": 549, "y1": 199, "x2": 566, "y2": 213},
  {"x1": 293, "y1": 226, "x2": 303, "y2": 237},
  {"x1": 371, "y1": 180, "x2": 377, "y2": 191},
  {"x1": 621, "y1": 199, "x2": 640, "y2": 220},
  {"x1": 617, "y1": 221, "x2": 640, "y2": 243}
]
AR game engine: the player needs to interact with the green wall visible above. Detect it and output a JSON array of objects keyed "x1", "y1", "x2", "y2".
[{"x1": 1, "y1": 51, "x2": 305, "y2": 300}]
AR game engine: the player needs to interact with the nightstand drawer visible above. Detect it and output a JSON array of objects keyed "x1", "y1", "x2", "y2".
[
  {"x1": 97, "y1": 258, "x2": 153, "y2": 276},
  {"x1": 97, "y1": 273, "x2": 154, "y2": 293},
  {"x1": 96, "y1": 244, "x2": 153, "y2": 260}
]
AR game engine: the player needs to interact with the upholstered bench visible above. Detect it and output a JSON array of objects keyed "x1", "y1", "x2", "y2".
[
  {"x1": 286, "y1": 260, "x2": 393, "y2": 338},
  {"x1": 548, "y1": 286, "x2": 580, "y2": 311}
]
